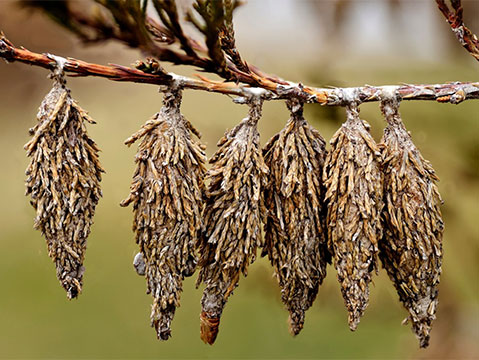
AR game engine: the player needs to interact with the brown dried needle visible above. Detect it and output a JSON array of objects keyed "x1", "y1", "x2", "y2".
[
  {"x1": 323, "y1": 102, "x2": 383, "y2": 330},
  {"x1": 196, "y1": 99, "x2": 268, "y2": 345},
  {"x1": 379, "y1": 95, "x2": 444, "y2": 348},
  {"x1": 120, "y1": 87, "x2": 206, "y2": 340},
  {"x1": 24, "y1": 68, "x2": 103, "y2": 299},
  {"x1": 262, "y1": 99, "x2": 330, "y2": 335}
]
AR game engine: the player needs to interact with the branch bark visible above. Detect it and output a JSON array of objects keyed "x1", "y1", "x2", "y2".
[{"x1": 1, "y1": 36, "x2": 478, "y2": 105}]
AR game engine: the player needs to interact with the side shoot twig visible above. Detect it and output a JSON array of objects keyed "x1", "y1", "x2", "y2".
[{"x1": 436, "y1": 0, "x2": 479, "y2": 61}]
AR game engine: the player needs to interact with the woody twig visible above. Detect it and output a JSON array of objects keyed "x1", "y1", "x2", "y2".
[{"x1": 436, "y1": 0, "x2": 479, "y2": 61}]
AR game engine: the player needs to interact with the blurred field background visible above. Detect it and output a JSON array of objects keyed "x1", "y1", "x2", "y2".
[{"x1": 0, "y1": 0, "x2": 478, "y2": 359}]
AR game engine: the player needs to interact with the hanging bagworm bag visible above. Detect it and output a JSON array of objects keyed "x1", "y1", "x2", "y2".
[
  {"x1": 24, "y1": 66, "x2": 103, "y2": 299},
  {"x1": 262, "y1": 100, "x2": 330, "y2": 335},
  {"x1": 323, "y1": 102, "x2": 383, "y2": 330},
  {"x1": 196, "y1": 100, "x2": 268, "y2": 345},
  {"x1": 380, "y1": 95, "x2": 444, "y2": 348},
  {"x1": 121, "y1": 88, "x2": 206, "y2": 340}
]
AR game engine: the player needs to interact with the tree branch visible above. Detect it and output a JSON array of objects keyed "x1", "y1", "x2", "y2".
[
  {"x1": 20, "y1": 0, "x2": 283, "y2": 87},
  {"x1": 1, "y1": 36, "x2": 478, "y2": 105},
  {"x1": 436, "y1": 0, "x2": 479, "y2": 61}
]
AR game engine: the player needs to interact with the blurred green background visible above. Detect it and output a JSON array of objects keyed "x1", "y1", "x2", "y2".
[{"x1": 0, "y1": 1, "x2": 478, "y2": 359}]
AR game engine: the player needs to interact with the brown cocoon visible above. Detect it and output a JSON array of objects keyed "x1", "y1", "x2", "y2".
[
  {"x1": 121, "y1": 88, "x2": 206, "y2": 340},
  {"x1": 196, "y1": 101, "x2": 268, "y2": 345},
  {"x1": 323, "y1": 103, "x2": 383, "y2": 330},
  {"x1": 262, "y1": 100, "x2": 330, "y2": 336},
  {"x1": 24, "y1": 71, "x2": 103, "y2": 299},
  {"x1": 380, "y1": 97, "x2": 443, "y2": 348}
]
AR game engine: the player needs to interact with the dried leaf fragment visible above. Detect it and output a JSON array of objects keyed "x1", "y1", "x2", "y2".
[
  {"x1": 121, "y1": 88, "x2": 206, "y2": 340},
  {"x1": 323, "y1": 103, "x2": 383, "y2": 330},
  {"x1": 196, "y1": 100, "x2": 268, "y2": 345},
  {"x1": 25, "y1": 71, "x2": 103, "y2": 299},
  {"x1": 262, "y1": 100, "x2": 330, "y2": 335},
  {"x1": 379, "y1": 96, "x2": 444, "y2": 348}
]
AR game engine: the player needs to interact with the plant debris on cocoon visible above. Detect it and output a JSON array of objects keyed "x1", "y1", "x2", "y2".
[
  {"x1": 24, "y1": 69, "x2": 103, "y2": 299},
  {"x1": 121, "y1": 88, "x2": 206, "y2": 340},
  {"x1": 262, "y1": 99, "x2": 330, "y2": 335},
  {"x1": 379, "y1": 96, "x2": 444, "y2": 348},
  {"x1": 196, "y1": 99, "x2": 268, "y2": 345},
  {"x1": 323, "y1": 102, "x2": 384, "y2": 330}
]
